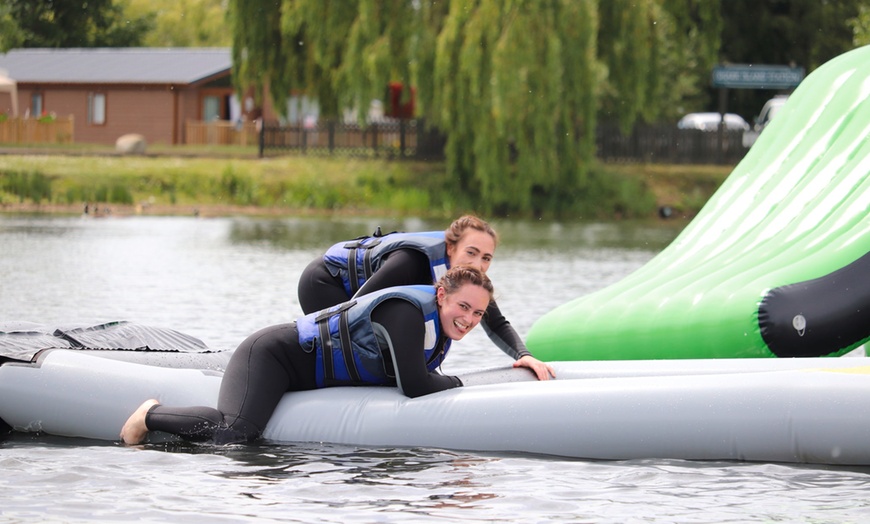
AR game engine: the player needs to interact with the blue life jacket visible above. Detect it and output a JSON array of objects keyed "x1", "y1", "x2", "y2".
[
  {"x1": 323, "y1": 230, "x2": 448, "y2": 296},
  {"x1": 297, "y1": 285, "x2": 451, "y2": 388}
]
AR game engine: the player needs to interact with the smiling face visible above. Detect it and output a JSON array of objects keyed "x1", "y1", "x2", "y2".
[
  {"x1": 436, "y1": 282, "x2": 491, "y2": 340},
  {"x1": 445, "y1": 229, "x2": 496, "y2": 273}
]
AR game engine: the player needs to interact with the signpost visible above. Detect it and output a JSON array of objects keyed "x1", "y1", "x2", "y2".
[
  {"x1": 710, "y1": 64, "x2": 804, "y2": 161},
  {"x1": 712, "y1": 65, "x2": 805, "y2": 90}
]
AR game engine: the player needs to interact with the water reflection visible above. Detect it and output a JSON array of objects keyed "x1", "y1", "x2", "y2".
[
  {"x1": 3, "y1": 426, "x2": 869, "y2": 522},
  {"x1": 183, "y1": 441, "x2": 498, "y2": 484},
  {"x1": 195, "y1": 442, "x2": 505, "y2": 516},
  {"x1": 225, "y1": 216, "x2": 688, "y2": 253},
  {"x1": 227, "y1": 216, "x2": 445, "y2": 250},
  {"x1": 492, "y1": 219, "x2": 686, "y2": 252}
]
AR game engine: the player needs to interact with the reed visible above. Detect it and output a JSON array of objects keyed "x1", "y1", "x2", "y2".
[{"x1": 0, "y1": 152, "x2": 727, "y2": 218}]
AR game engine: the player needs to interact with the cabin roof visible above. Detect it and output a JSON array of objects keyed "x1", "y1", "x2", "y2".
[{"x1": 0, "y1": 48, "x2": 232, "y2": 85}]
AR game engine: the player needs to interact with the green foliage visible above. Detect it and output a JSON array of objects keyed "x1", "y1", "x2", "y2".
[
  {"x1": 225, "y1": 0, "x2": 723, "y2": 218},
  {"x1": 127, "y1": 167, "x2": 259, "y2": 207},
  {"x1": 125, "y1": 0, "x2": 230, "y2": 47},
  {"x1": 60, "y1": 180, "x2": 132, "y2": 205},
  {"x1": 0, "y1": 170, "x2": 52, "y2": 203},
  {"x1": 353, "y1": 170, "x2": 432, "y2": 214},
  {"x1": 228, "y1": 0, "x2": 294, "y2": 110},
  {"x1": 598, "y1": 0, "x2": 721, "y2": 128},
  {"x1": 430, "y1": 1, "x2": 600, "y2": 216},
  {"x1": 0, "y1": 153, "x2": 727, "y2": 219},
  {"x1": 219, "y1": 164, "x2": 256, "y2": 205},
  {"x1": 580, "y1": 168, "x2": 658, "y2": 219},
  {"x1": 6, "y1": 0, "x2": 152, "y2": 47},
  {"x1": 338, "y1": 0, "x2": 417, "y2": 122},
  {"x1": 89, "y1": 183, "x2": 134, "y2": 204},
  {"x1": 720, "y1": 0, "x2": 865, "y2": 118},
  {"x1": 850, "y1": 4, "x2": 870, "y2": 46},
  {"x1": 279, "y1": 176, "x2": 347, "y2": 209},
  {"x1": 0, "y1": 2, "x2": 25, "y2": 52},
  {"x1": 597, "y1": 0, "x2": 658, "y2": 130},
  {"x1": 721, "y1": 0, "x2": 862, "y2": 72}
]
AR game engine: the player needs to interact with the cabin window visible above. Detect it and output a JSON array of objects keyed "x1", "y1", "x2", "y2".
[
  {"x1": 203, "y1": 96, "x2": 221, "y2": 121},
  {"x1": 31, "y1": 92, "x2": 43, "y2": 117},
  {"x1": 88, "y1": 92, "x2": 106, "y2": 125}
]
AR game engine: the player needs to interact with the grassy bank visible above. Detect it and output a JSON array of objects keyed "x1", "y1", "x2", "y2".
[{"x1": 0, "y1": 148, "x2": 733, "y2": 219}]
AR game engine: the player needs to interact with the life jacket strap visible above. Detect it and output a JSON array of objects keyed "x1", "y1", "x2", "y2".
[
  {"x1": 314, "y1": 299, "x2": 357, "y2": 323},
  {"x1": 337, "y1": 309, "x2": 359, "y2": 383},
  {"x1": 343, "y1": 238, "x2": 382, "y2": 295},
  {"x1": 317, "y1": 316, "x2": 334, "y2": 384},
  {"x1": 315, "y1": 300, "x2": 361, "y2": 386}
]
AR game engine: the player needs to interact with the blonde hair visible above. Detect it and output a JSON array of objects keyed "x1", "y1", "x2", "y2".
[
  {"x1": 444, "y1": 215, "x2": 498, "y2": 249},
  {"x1": 436, "y1": 265, "x2": 494, "y2": 302}
]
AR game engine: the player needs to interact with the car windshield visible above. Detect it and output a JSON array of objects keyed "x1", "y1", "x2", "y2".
[
  {"x1": 758, "y1": 97, "x2": 788, "y2": 126},
  {"x1": 678, "y1": 113, "x2": 748, "y2": 131},
  {"x1": 768, "y1": 104, "x2": 783, "y2": 119}
]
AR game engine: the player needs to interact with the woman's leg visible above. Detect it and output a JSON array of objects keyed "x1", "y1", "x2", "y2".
[
  {"x1": 135, "y1": 323, "x2": 315, "y2": 444},
  {"x1": 297, "y1": 257, "x2": 351, "y2": 314}
]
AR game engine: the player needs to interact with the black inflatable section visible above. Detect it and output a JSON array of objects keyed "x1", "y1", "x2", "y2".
[
  {"x1": 758, "y1": 251, "x2": 870, "y2": 357},
  {"x1": 0, "y1": 321, "x2": 217, "y2": 363}
]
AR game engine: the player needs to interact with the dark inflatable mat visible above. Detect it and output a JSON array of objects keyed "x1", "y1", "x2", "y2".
[{"x1": 0, "y1": 320, "x2": 217, "y2": 363}]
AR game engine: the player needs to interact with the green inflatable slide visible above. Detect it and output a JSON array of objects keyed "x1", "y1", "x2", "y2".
[{"x1": 527, "y1": 45, "x2": 870, "y2": 360}]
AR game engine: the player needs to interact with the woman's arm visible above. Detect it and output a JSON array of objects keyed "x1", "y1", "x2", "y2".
[
  {"x1": 483, "y1": 301, "x2": 556, "y2": 380},
  {"x1": 371, "y1": 299, "x2": 461, "y2": 398},
  {"x1": 481, "y1": 300, "x2": 532, "y2": 360}
]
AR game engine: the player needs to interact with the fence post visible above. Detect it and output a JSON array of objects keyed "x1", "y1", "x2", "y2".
[
  {"x1": 399, "y1": 119, "x2": 406, "y2": 158},
  {"x1": 258, "y1": 119, "x2": 265, "y2": 158},
  {"x1": 328, "y1": 121, "x2": 335, "y2": 154}
]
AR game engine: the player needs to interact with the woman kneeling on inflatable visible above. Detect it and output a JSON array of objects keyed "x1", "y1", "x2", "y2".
[
  {"x1": 297, "y1": 215, "x2": 554, "y2": 381},
  {"x1": 121, "y1": 266, "x2": 541, "y2": 445}
]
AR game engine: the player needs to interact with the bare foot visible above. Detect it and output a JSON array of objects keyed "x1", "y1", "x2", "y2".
[{"x1": 120, "y1": 399, "x2": 159, "y2": 445}]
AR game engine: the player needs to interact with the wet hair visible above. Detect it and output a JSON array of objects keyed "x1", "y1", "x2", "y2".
[
  {"x1": 444, "y1": 215, "x2": 499, "y2": 249},
  {"x1": 436, "y1": 265, "x2": 494, "y2": 302}
]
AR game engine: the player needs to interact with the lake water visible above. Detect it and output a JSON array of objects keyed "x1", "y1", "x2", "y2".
[{"x1": 1, "y1": 214, "x2": 868, "y2": 523}]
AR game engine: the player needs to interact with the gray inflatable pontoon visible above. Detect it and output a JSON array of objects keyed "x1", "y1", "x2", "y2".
[{"x1": 1, "y1": 322, "x2": 869, "y2": 466}]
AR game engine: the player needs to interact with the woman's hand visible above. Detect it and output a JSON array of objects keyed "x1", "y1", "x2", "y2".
[{"x1": 513, "y1": 355, "x2": 556, "y2": 381}]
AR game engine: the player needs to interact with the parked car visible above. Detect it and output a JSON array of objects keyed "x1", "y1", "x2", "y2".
[
  {"x1": 742, "y1": 95, "x2": 789, "y2": 148},
  {"x1": 677, "y1": 112, "x2": 750, "y2": 132}
]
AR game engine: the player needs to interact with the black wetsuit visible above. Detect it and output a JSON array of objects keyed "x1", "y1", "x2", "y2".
[
  {"x1": 298, "y1": 248, "x2": 532, "y2": 360},
  {"x1": 145, "y1": 299, "x2": 461, "y2": 444}
]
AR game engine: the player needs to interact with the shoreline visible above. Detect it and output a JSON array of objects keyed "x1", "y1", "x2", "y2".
[
  {"x1": 0, "y1": 150, "x2": 732, "y2": 220},
  {"x1": 0, "y1": 202, "x2": 691, "y2": 226},
  {"x1": 1, "y1": 202, "x2": 274, "y2": 218},
  {"x1": 0, "y1": 202, "x2": 421, "y2": 219}
]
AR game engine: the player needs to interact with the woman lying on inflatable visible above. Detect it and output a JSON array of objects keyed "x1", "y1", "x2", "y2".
[{"x1": 121, "y1": 266, "x2": 555, "y2": 445}]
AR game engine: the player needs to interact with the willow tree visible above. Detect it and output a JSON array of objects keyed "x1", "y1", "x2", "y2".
[
  {"x1": 340, "y1": 0, "x2": 601, "y2": 215},
  {"x1": 337, "y1": 0, "x2": 420, "y2": 121},
  {"x1": 228, "y1": 0, "x2": 288, "y2": 110},
  {"x1": 227, "y1": 1, "x2": 602, "y2": 215},
  {"x1": 227, "y1": 0, "x2": 713, "y2": 216},
  {"x1": 656, "y1": 0, "x2": 722, "y2": 120},
  {"x1": 427, "y1": 1, "x2": 599, "y2": 215},
  {"x1": 597, "y1": 0, "x2": 721, "y2": 129}
]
